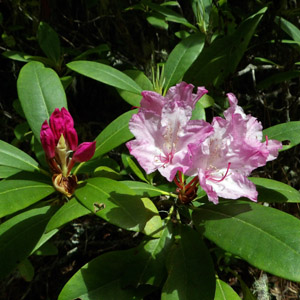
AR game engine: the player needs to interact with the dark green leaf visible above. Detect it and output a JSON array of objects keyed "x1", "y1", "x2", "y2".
[
  {"x1": 0, "y1": 140, "x2": 39, "y2": 172},
  {"x1": 263, "y1": 121, "x2": 300, "y2": 151},
  {"x1": 17, "y1": 258, "x2": 35, "y2": 282},
  {"x1": 250, "y1": 177, "x2": 300, "y2": 203},
  {"x1": 17, "y1": 61, "x2": 67, "y2": 140},
  {"x1": 185, "y1": 8, "x2": 267, "y2": 87},
  {"x1": 67, "y1": 61, "x2": 143, "y2": 94},
  {"x1": 121, "y1": 181, "x2": 170, "y2": 197},
  {"x1": 37, "y1": 22, "x2": 61, "y2": 64},
  {"x1": 161, "y1": 225, "x2": 215, "y2": 300},
  {"x1": 164, "y1": 33, "x2": 205, "y2": 90},
  {"x1": 58, "y1": 249, "x2": 152, "y2": 300},
  {"x1": 0, "y1": 179, "x2": 55, "y2": 218},
  {"x1": 0, "y1": 206, "x2": 56, "y2": 279},
  {"x1": 75, "y1": 177, "x2": 162, "y2": 237},
  {"x1": 193, "y1": 201, "x2": 300, "y2": 281},
  {"x1": 94, "y1": 110, "x2": 136, "y2": 158}
]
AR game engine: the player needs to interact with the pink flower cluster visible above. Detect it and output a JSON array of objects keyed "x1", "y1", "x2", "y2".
[
  {"x1": 40, "y1": 108, "x2": 96, "y2": 196},
  {"x1": 127, "y1": 82, "x2": 282, "y2": 204}
]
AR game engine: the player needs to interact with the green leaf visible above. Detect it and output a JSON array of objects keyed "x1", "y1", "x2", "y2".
[
  {"x1": 164, "y1": 33, "x2": 205, "y2": 90},
  {"x1": 117, "y1": 70, "x2": 153, "y2": 107},
  {"x1": 263, "y1": 121, "x2": 300, "y2": 151},
  {"x1": 0, "y1": 140, "x2": 39, "y2": 172},
  {"x1": 250, "y1": 177, "x2": 300, "y2": 203},
  {"x1": 17, "y1": 258, "x2": 35, "y2": 282},
  {"x1": 161, "y1": 225, "x2": 215, "y2": 300},
  {"x1": 121, "y1": 181, "x2": 170, "y2": 197},
  {"x1": 257, "y1": 70, "x2": 300, "y2": 89},
  {"x1": 17, "y1": 61, "x2": 67, "y2": 141},
  {"x1": 94, "y1": 166, "x2": 121, "y2": 180},
  {"x1": 33, "y1": 241, "x2": 58, "y2": 256},
  {"x1": 0, "y1": 179, "x2": 55, "y2": 218},
  {"x1": 75, "y1": 177, "x2": 162, "y2": 237},
  {"x1": 123, "y1": 221, "x2": 173, "y2": 287},
  {"x1": 191, "y1": 101, "x2": 206, "y2": 120},
  {"x1": 274, "y1": 16, "x2": 300, "y2": 43},
  {"x1": 67, "y1": 61, "x2": 143, "y2": 94},
  {"x1": 0, "y1": 206, "x2": 55, "y2": 279},
  {"x1": 215, "y1": 279, "x2": 241, "y2": 300},
  {"x1": 147, "y1": 13, "x2": 169, "y2": 30},
  {"x1": 37, "y1": 22, "x2": 61, "y2": 64},
  {"x1": 123, "y1": 154, "x2": 148, "y2": 182},
  {"x1": 0, "y1": 166, "x2": 20, "y2": 179},
  {"x1": 2, "y1": 51, "x2": 55, "y2": 66},
  {"x1": 185, "y1": 7, "x2": 267, "y2": 87},
  {"x1": 45, "y1": 197, "x2": 90, "y2": 232},
  {"x1": 58, "y1": 249, "x2": 151, "y2": 300},
  {"x1": 193, "y1": 201, "x2": 300, "y2": 282},
  {"x1": 94, "y1": 110, "x2": 136, "y2": 158},
  {"x1": 144, "y1": 0, "x2": 197, "y2": 30}
]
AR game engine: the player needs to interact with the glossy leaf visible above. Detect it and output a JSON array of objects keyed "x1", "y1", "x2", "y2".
[
  {"x1": 123, "y1": 221, "x2": 173, "y2": 287},
  {"x1": 123, "y1": 154, "x2": 148, "y2": 182},
  {"x1": 144, "y1": 0, "x2": 196, "y2": 30},
  {"x1": 0, "y1": 166, "x2": 20, "y2": 179},
  {"x1": 161, "y1": 225, "x2": 215, "y2": 300},
  {"x1": 45, "y1": 197, "x2": 90, "y2": 232},
  {"x1": 37, "y1": 22, "x2": 61, "y2": 64},
  {"x1": 0, "y1": 179, "x2": 55, "y2": 218},
  {"x1": 121, "y1": 181, "x2": 170, "y2": 197},
  {"x1": 94, "y1": 109, "x2": 136, "y2": 158},
  {"x1": 0, "y1": 140, "x2": 39, "y2": 172},
  {"x1": 75, "y1": 177, "x2": 162, "y2": 237},
  {"x1": 58, "y1": 249, "x2": 151, "y2": 300},
  {"x1": 193, "y1": 201, "x2": 300, "y2": 281},
  {"x1": 117, "y1": 70, "x2": 153, "y2": 107},
  {"x1": 147, "y1": 13, "x2": 169, "y2": 30},
  {"x1": 67, "y1": 61, "x2": 143, "y2": 94},
  {"x1": 214, "y1": 279, "x2": 241, "y2": 300},
  {"x1": 263, "y1": 121, "x2": 300, "y2": 151},
  {"x1": 185, "y1": 8, "x2": 267, "y2": 87},
  {"x1": 257, "y1": 70, "x2": 300, "y2": 89},
  {"x1": 250, "y1": 177, "x2": 300, "y2": 203},
  {"x1": 17, "y1": 61, "x2": 67, "y2": 140},
  {"x1": 274, "y1": 16, "x2": 300, "y2": 43},
  {"x1": 164, "y1": 33, "x2": 205, "y2": 90},
  {"x1": 0, "y1": 206, "x2": 55, "y2": 279}
]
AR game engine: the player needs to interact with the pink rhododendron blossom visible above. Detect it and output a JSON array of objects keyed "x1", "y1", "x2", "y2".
[
  {"x1": 40, "y1": 107, "x2": 96, "y2": 197},
  {"x1": 126, "y1": 82, "x2": 214, "y2": 181},
  {"x1": 187, "y1": 93, "x2": 282, "y2": 204}
]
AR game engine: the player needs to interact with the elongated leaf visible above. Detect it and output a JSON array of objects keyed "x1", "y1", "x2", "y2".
[
  {"x1": 274, "y1": 16, "x2": 300, "y2": 43},
  {"x1": 94, "y1": 109, "x2": 136, "y2": 158},
  {"x1": 257, "y1": 70, "x2": 300, "y2": 89},
  {"x1": 144, "y1": 0, "x2": 196, "y2": 30},
  {"x1": 75, "y1": 177, "x2": 162, "y2": 236},
  {"x1": 123, "y1": 221, "x2": 173, "y2": 287},
  {"x1": 45, "y1": 197, "x2": 90, "y2": 232},
  {"x1": 185, "y1": 7, "x2": 267, "y2": 87},
  {"x1": 164, "y1": 33, "x2": 205, "y2": 90},
  {"x1": 215, "y1": 279, "x2": 241, "y2": 300},
  {"x1": 0, "y1": 140, "x2": 39, "y2": 172},
  {"x1": 124, "y1": 155, "x2": 148, "y2": 182},
  {"x1": 67, "y1": 61, "x2": 143, "y2": 94},
  {"x1": 161, "y1": 225, "x2": 215, "y2": 300},
  {"x1": 121, "y1": 181, "x2": 170, "y2": 197},
  {"x1": 37, "y1": 22, "x2": 61, "y2": 64},
  {"x1": 263, "y1": 121, "x2": 300, "y2": 151},
  {"x1": 250, "y1": 177, "x2": 300, "y2": 203},
  {"x1": 17, "y1": 61, "x2": 67, "y2": 140},
  {"x1": 117, "y1": 70, "x2": 153, "y2": 107},
  {"x1": 58, "y1": 249, "x2": 151, "y2": 300},
  {"x1": 193, "y1": 201, "x2": 300, "y2": 281},
  {"x1": 0, "y1": 206, "x2": 55, "y2": 278},
  {"x1": 0, "y1": 166, "x2": 20, "y2": 179},
  {"x1": 0, "y1": 179, "x2": 55, "y2": 218}
]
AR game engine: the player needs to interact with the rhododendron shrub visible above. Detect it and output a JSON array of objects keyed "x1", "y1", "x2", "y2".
[{"x1": 2, "y1": 8, "x2": 300, "y2": 299}]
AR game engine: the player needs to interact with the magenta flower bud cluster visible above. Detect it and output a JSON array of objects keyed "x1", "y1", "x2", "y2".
[
  {"x1": 126, "y1": 82, "x2": 282, "y2": 204},
  {"x1": 40, "y1": 108, "x2": 96, "y2": 197}
]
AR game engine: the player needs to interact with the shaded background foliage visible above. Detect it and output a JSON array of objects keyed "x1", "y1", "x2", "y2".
[{"x1": 0, "y1": 0, "x2": 300, "y2": 299}]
